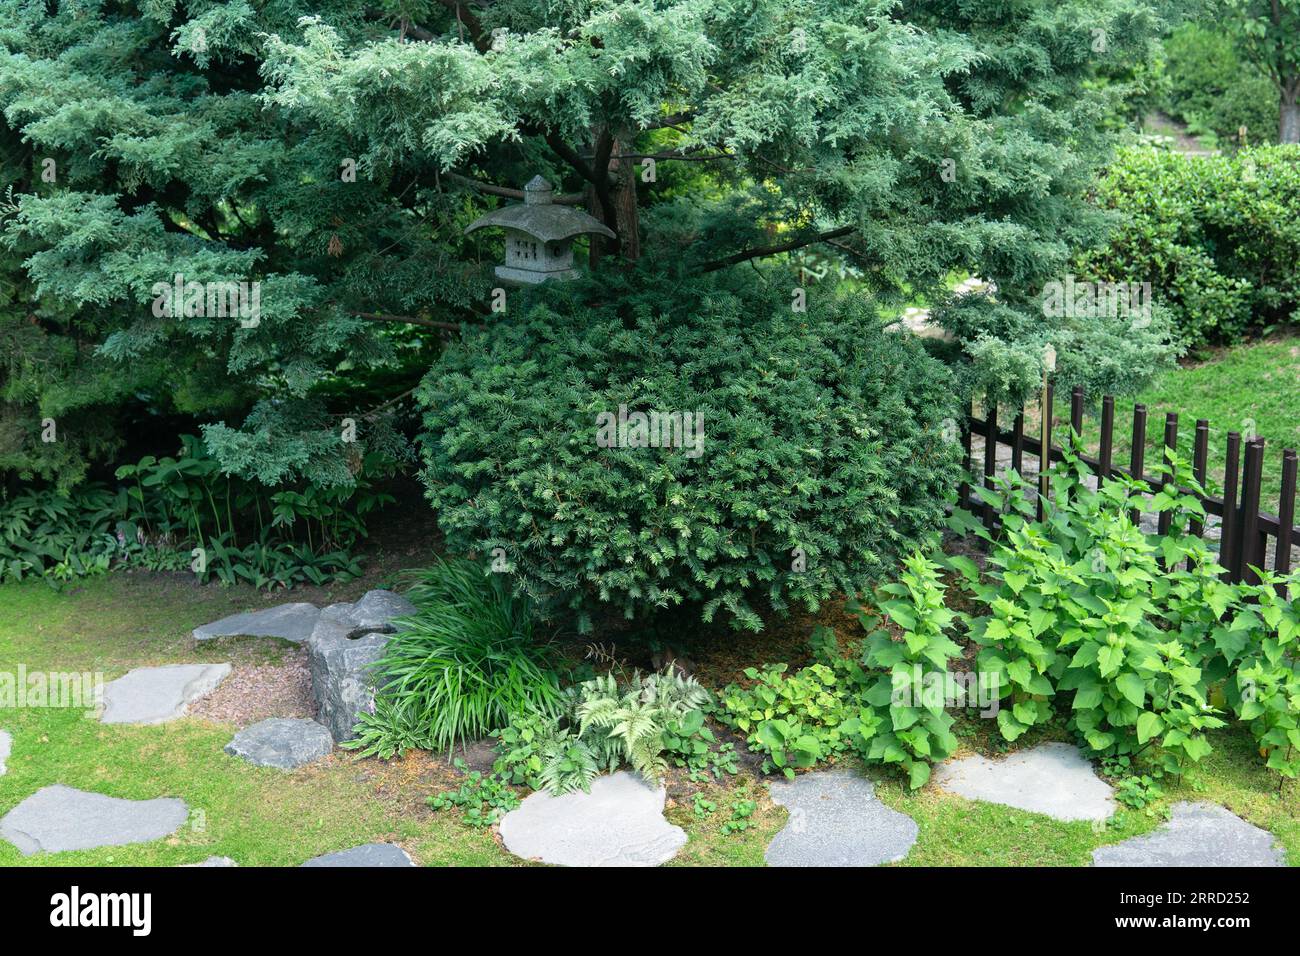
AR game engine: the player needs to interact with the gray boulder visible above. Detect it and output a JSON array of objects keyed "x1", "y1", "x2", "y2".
[
  {"x1": 307, "y1": 590, "x2": 416, "y2": 742},
  {"x1": 0, "y1": 785, "x2": 188, "y2": 856},
  {"x1": 300, "y1": 843, "x2": 415, "y2": 867},
  {"x1": 224, "y1": 717, "x2": 334, "y2": 769},
  {"x1": 182, "y1": 856, "x2": 238, "y2": 867},
  {"x1": 194, "y1": 602, "x2": 321, "y2": 643}
]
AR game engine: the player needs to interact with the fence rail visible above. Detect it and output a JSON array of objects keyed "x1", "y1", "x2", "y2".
[{"x1": 958, "y1": 383, "x2": 1299, "y2": 584}]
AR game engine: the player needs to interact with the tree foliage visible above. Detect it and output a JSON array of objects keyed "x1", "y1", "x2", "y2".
[{"x1": 0, "y1": 0, "x2": 1171, "y2": 489}]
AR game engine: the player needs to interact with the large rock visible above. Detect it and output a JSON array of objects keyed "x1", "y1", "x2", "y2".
[
  {"x1": 182, "y1": 856, "x2": 238, "y2": 867},
  {"x1": 224, "y1": 717, "x2": 334, "y2": 769},
  {"x1": 193, "y1": 602, "x2": 321, "y2": 643},
  {"x1": 300, "y1": 843, "x2": 415, "y2": 867},
  {"x1": 307, "y1": 590, "x2": 416, "y2": 742},
  {"x1": 1093, "y1": 802, "x2": 1286, "y2": 867},
  {"x1": 932, "y1": 742, "x2": 1115, "y2": 822},
  {"x1": 0, "y1": 729, "x2": 10, "y2": 776},
  {"x1": 99, "y1": 663, "x2": 232, "y2": 725},
  {"x1": 498, "y1": 771, "x2": 687, "y2": 867},
  {"x1": 0, "y1": 785, "x2": 188, "y2": 856},
  {"x1": 766, "y1": 769, "x2": 918, "y2": 867}
]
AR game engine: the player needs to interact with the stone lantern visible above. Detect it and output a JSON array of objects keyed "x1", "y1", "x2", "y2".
[{"x1": 464, "y1": 175, "x2": 616, "y2": 284}]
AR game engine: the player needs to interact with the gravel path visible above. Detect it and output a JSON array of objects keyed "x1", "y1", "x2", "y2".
[{"x1": 187, "y1": 648, "x2": 315, "y2": 727}]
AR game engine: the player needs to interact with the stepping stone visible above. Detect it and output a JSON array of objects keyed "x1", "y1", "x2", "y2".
[
  {"x1": 931, "y1": 742, "x2": 1115, "y2": 821},
  {"x1": 0, "y1": 785, "x2": 188, "y2": 856},
  {"x1": 307, "y1": 590, "x2": 415, "y2": 742},
  {"x1": 182, "y1": 856, "x2": 237, "y2": 867},
  {"x1": 99, "y1": 663, "x2": 232, "y2": 725},
  {"x1": 766, "y1": 769, "x2": 918, "y2": 867},
  {"x1": 194, "y1": 602, "x2": 321, "y2": 643},
  {"x1": 0, "y1": 730, "x2": 10, "y2": 776},
  {"x1": 498, "y1": 771, "x2": 687, "y2": 867},
  {"x1": 224, "y1": 717, "x2": 333, "y2": 769},
  {"x1": 1093, "y1": 802, "x2": 1286, "y2": 867},
  {"x1": 300, "y1": 843, "x2": 414, "y2": 867}
]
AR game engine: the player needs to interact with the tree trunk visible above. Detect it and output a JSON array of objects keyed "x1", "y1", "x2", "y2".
[
  {"x1": 1280, "y1": 76, "x2": 1300, "y2": 144},
  {"x1": 586, "y1": 132, "x2": 640, "y2": 266}
]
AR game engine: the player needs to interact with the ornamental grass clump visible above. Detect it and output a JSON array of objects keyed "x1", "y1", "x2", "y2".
[{"x1": 346, "y1": 557, "x2": 563, "y2": 758}]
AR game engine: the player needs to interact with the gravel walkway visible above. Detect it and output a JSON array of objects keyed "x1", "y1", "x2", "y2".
[{"x1": 187, "y1": 648, "x2": 315, "y2": 727}]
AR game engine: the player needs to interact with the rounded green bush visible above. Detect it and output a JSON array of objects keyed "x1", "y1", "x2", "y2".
[
  {"x1": 1082, "y1": 145, "x2": 1300, "y2": 349},
  {"x1": 417, "y1": 272, "x2": 962, "y2": 632}
]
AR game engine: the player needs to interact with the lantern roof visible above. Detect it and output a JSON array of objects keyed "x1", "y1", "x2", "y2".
[{"x1": 464, "y1": 176, "x2": 616, "y2": 243}]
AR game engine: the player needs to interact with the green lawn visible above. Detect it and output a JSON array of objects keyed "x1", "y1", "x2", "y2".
[
  {"x1": 1052, "y1": 334, "x2": 1300, "y2": 512},
  {"x1": 0, "y1": 573, "x2": 1296, "y2": 866}
]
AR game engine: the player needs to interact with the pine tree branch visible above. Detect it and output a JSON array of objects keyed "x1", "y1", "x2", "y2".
[
  {"x1": 444, "y1": 171, "x2": 586, "y2": 204},
  {"x1": 698, "y1": 226, "x2": 856, "y2": 273}
]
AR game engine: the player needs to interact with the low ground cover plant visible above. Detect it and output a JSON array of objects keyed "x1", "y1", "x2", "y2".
[
  {"x1": 1, "y1": 435, "x2": 393, "y2": 588},
  {"x1": 490, "y1": 666, "x2": 723, "y2": 795},
  {"x1": 720, "y1": 445, "x2": 1300, "y2": 789}
]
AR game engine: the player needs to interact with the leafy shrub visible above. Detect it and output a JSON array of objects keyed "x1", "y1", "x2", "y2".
[
  {"x1": 719, "y1": 557, "x2": 963, "y2": 788},
  {"x1": 954, "y1": 441, "x2": 1300, "y2": 779},
  {"x1": 348, "y1": 557, "x2": 563, "y2": 757},
  {"x1": 1081, "y1": 146, "x2": 1300, "y2": 349},
  {"x1": 491, "y1": 667, "x2": 717, "y2": 794},
  {"x1": 418, "y1": 271, "x2": 962, "y2": 632},
  {"x1": 0, "y1": 434, "x2": 392, "y2": 588},
  {"x1": 717, "y1": 644, "x2": 876, "y2": 777}
]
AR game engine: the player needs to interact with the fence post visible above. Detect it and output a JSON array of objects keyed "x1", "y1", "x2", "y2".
[
  {"x1": 1221, "y1": 433, "x2": 1241, "y2": 581},
  {"x1": 1238, "y1": 439, "x2": 1265, "y2": 584},
  {"x1": 1012, "y1": 410, "x2": 1025, "y2": 477},
  {"x1": 1191, "y1": 420, "x2": 1209, "y2": 539},
  {"x1": 983, "y1": 395, "x2": 999, "y2": 530},
  {"x1": 1037, "y1": 382, "x2": 1054, "y2": 521},
  {"x1": 1098, "y1": 395, "x2": 1115, "y2": 485},
  {"x1": 1276, "y1": 449, "x2": 1297, "y2": 576},
  {"x1": 1129, "y1": 404, "x2": 1147, "y2": 527},
  {"x1": 1156, "y1": 413, "x2": 1178, "y2": 543},
  {"x1": 959, "y1": 399, "x2": 973, "y2": 513}
]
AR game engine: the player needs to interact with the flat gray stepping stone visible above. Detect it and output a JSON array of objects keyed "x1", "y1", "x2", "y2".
[
  {"x1": 300, "y1": 843, "x2": 414, "y2": 867},
  {"x1": 183, "y1": 856, "x2": 237, "y2": 867},
  {"x1": 498, "y1": 771, "x2": 687, "y2": 867},
  {"x1": 766, "y1": 769, "x2": 918, "y2": 866},
  {"x1": 224, "y1": 717, "x2": 333, "y2": 769},
  {"x1": 0, "y1": 785, "x2": 188, "y2": 856},
  {"x1": 932, "y1": 742, "x2": 1115, "y2": 821},
  {"x1": 1093, "y1": 802, "x2": 1285, "y2": 867},
  {"x1": 0, "y1": 730, "x2": 10, "y2": 775},
  {"x1": 99, "y1": 663, "x2": 231, "y2": 725},
  {"x1": 194, "y1": 602, "x2": 320, "y2": 643}
]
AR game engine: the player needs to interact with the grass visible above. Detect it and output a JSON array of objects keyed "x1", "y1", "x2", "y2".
[
  {"x1": 1033, "y1": 334, "x2": 1300, "y2": 510},
  {"x1": 1, "y1": 572, "x2": 1296, "y2": 866}
]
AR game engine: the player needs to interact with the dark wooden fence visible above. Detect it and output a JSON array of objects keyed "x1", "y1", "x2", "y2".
[{"x1": 958, "y1": 383, "x2": 1299, "y2": 584}]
